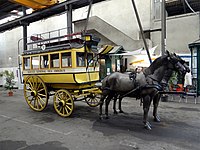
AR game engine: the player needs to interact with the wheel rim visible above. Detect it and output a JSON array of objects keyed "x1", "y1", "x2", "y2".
[
  {"x1": 53, "y1": 89, "x2": 74, "y2": 117},
  {"x1": 24, "y1": 75, "x2": 48, "y2": 111},
  {"x1": 85, "y1": 94, "x2": 101, "y2": 107}
]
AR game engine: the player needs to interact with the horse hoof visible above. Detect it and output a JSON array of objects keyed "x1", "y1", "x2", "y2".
[
  {"x1": 119, "y1": 110, "x2": 124, "y2": 113},
  {"x1": 113, "y1": 111, "x2": 118, "y2": 115},
  {"x1": 99, "y1": 115, "x2": 103, "y2": 120},
  {"x1": 154, "y1": 116, "x2": 161, "y2": 122},
  {"x1": 144, "y1": 122, "x2": 152, "y2": 130},
  {"x1": 105, "y1": 116, "x2": 109, "y2": 119},
  {"x1": 144, "y1": 124, "x2": 152, "y2": 130}
]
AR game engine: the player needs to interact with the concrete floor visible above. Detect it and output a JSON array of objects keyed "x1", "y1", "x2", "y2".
[{"x1": 0, "y1": 89, "x2": 199, "y2": 150}]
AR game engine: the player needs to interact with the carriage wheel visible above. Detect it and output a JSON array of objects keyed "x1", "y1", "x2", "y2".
[
  {"x1": 85, "y1": 93, "x2": 101, "y2": 107},
  {"x1": 53, "y1": 89, "x2": 74, "y2": 117},
  {"x1": 24, "y1": 75, "x2": 48, "y2": 112}
]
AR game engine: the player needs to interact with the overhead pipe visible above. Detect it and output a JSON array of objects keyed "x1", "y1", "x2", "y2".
[
  {"x1": 131, "y1": 0, "x2": 152, "y2": 64},
  {"x1": 161, "y1": 0, "x2": 166, "y2": 56},
  {"x1": 84, "y1": 0, "x2": 93, "y2": 33}
]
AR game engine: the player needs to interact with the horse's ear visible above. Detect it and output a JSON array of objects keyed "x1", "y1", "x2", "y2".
[{"x1": 166, "y1": 50, "x2": 170, "y2": 56}]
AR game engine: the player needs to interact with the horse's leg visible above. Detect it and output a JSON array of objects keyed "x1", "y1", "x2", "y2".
[
  {"x1": 105, "y1": 93, "x2": 114, "y2": 119},
  {"x1": 143, "y1": 95, "x2": 152, "y2": 130},
  {"x1": 153, "y1": 93, "x2": 161, "y2": 122},
  {"x1": 113, "y1": 94, "x2": 118, "y2": 114},
  {"x1": 99, "y1": 90, "x2": 107, "y2": 119},
  {"x1": 118, "y1": 96, "x2": 124, "y2": 113}
]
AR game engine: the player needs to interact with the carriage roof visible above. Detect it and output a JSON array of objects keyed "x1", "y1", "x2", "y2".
[{"x1": 22, "y1": 33, "x2": 100, "y2": 56}]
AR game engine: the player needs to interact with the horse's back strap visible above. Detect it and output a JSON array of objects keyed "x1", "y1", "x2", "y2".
[
  {"x1": 159, "y1": 91, "x2": 186, "y2": 95},
  {"x1": 141, "y1": 84, "x2": 163, "y2": 91},
  {"x1": 120, "y1": 86, "x2": 140, "y2": 99}
]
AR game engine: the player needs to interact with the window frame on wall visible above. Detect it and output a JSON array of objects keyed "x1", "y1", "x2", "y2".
[
  {"x1": 40, "y1": 54, "x2": 49, "y2": 69},
  {"x1": 61, "y1": 52, "x2": 72, "y2": 68},
  {"x1": 76, "y1": 52, "x2": 86, "y2": 67},
  {"x1": 31, "y1": 56, "x2": 40, "y2": 69},
  {"x1": 87, "y1": 53, "x2": 94, "y2": 67},
  {"x1": 50, "y1": 53, "x2": 60, "y2": 68},
  {"x1": 23, "y1": 57, "x2": 31, "y2": 70}
]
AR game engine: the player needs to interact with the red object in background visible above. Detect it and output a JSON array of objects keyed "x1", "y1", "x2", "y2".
[
  {"x1": 176, "y1": 84, "x2": 183, "y2": 91},
  {"x1": 30, "y1": 36, "x2": 43, "y2": 41}
]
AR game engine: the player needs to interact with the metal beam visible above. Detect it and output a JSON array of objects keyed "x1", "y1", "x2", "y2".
[
  {"x1": 22, "y1": 6, "x2": 27, "y2": 51},
  {"x1": 0, "y1": 0, "x2": 106, "y2": 33},
  {"x1": 67, "y1": 4, "x2": 73, "y2": 36},
  {"x1": 84, "y1": 0, "x2": 93, "y2": 33},
  {"x1": 131, "y1": 0, "x2": 152, "y2": 64},
  {"x1": 161, "y1": 0, "x2": 166, "y2": 56}
]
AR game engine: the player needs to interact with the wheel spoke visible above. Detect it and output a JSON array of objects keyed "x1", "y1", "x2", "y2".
[
  {"x1": 38, "y1": 93, "x2": 47, "y2": 97},
  {"x1": 38, "y1": 96, "x2": 46, "y2": 104},
  {"x1": 66, "y1": 105, "x2": 72, "y2": 111},
  {"x1": 25, "y1": 89, "x2": 32, "y2": 93},
  {"x1": 62, "y1": 107, "x2": 65, "y2": 115},
  {"x1": 66, "y1": 102, "x2": 72, "y2": 105},
  {"x1": 37, "y1": 82, "x2": 42, "y2": 90},
  {"x1": 57, "y1": 93, "x2": 62, "y2": 100},
  {"x1": 27, "y1": 80, "x2": 34, "y2": 90},
  {"x1": 37, "y1": 97, "x2": 44, "y2": 108},
  {"x1": 37, "y1": 88, "x2": 45, "y2": 93},
  {"x1": 55, "y1": 102, "x2": 59, "y2": 107},
  {"x1": 33, "y1": 97, "x2": 36, "y2": 108},
  {"x1": 64, "y1": 107, "x2": 69, "y2": 114},
  {"x1": 35, "y1": 98, "x2": 39, "y2": 109},
  {"x1": 59, "y1": 106, "x2": 63, "y2": 112}
]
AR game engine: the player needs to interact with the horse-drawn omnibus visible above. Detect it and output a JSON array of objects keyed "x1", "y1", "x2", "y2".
[{"x1": 21, "y1": 29, "x2": 102, "y2": 117}]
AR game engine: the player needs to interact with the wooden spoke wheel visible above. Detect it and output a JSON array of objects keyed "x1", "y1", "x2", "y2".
[
  {"x1": 53, "y1": 89, "x2": 74, "y2": 117},
  {"x1": 24, "y1": 75, "x2": 48, "y2": 112},
  {"x1": 85, "y1": 93, "x2": 101, "y2": 107}
]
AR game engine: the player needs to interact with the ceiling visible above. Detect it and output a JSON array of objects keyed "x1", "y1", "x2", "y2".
[
  {"x1": 0, "y1": 0, "x2": 200, "y2": 32},
  {"x1": 166, "y1": 0, "x2": 200, "y2": 16},
  {"x1": 0, "y1": 0, "x2": 26, "y2": 20},
  {"x1": 0, "y1": 0, "x2": 106, "y2": 32}
]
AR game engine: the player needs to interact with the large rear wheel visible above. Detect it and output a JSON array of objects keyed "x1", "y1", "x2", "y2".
[
  {"x1": 24, "y1": 75, "x2": 48, "y2": 111},
  {"x1": 53, "y1": 89, "x2": 74, "y2": 117}
]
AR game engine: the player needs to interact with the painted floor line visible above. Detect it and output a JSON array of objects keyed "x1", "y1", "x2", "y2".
[{"x1": 0, "y1": 114, "x2": 74, "y2": 136}]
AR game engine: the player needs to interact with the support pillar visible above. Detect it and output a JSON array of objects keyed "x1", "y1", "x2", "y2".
[
  {"x1": 161, "y1": 0, "x2": 166, "y2": 55},
  {"x1": 131, "y1": 0, "x2": 152, "y2": 64},
  {"x1": 22, "y1": 7, "x2": 27, "y2": 51},
  {"x1": 67, "y1": 4, "x2": 73, "y2": 37}
]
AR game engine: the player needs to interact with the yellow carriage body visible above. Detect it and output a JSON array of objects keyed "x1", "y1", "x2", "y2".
[
  {"x1": 22, "y1": 39, "x2": 100, "y2": 90},
  {"x1": 22, "y1": 32, "x2": 102, "y2": 117}
]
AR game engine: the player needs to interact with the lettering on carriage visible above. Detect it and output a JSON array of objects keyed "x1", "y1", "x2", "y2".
[
  {"x1": 54, "y1": 69, "x2": 65, "y2": 72},
  {"x1": 26, "y1": 69, "x2": 66, "y2": 74}
]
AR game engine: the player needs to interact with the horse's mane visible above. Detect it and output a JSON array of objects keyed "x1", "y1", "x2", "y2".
[{"x1": 143, "y1": 55, "x2": 168, "y2": 75}]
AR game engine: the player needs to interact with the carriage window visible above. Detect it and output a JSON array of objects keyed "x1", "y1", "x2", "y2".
[
  {"x1": 77, "y1": 52, "x2": 85, "y2": 67},
  {"x1": 24, "y1": 57, "x2": 30, "y2": 70},
  {"x1": 40, "y1": 55, "x2": 49, "y2": 69},
  {"x1": 87, "y1": 53, "x2": 94, "y2": 67},
  {"x1": 32, "y1": 56, "x2": 39, "y2": 69},
  {"x1": 61, "y1": 52, "x2": 71, "y2": 67},
  {"x1": 50, "y1": 53, "x2": 59, "y2": 68}
]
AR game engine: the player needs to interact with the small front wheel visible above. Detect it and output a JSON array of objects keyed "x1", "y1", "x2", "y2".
[
  {"x1": 53, "y1": 89, "x2": 74, "y2": 117},
  {"x1": 85, "y1": 93, "x2": 101, "y2": 107}
]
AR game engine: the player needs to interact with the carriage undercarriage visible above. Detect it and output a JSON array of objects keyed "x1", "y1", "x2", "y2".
[{"x1": 24, "y1": 75, "x2": 102, "y2": 117}]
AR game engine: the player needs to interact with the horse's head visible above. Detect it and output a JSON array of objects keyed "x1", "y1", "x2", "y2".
[
  {"x1": 165, "y1": 50, "x2": 188, "y2": 75},
  {"x1": 173, "y1": 53, "x2": 190, "y2": 73}
]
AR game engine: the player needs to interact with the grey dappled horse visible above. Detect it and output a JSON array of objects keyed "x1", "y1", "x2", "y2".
[{"x1": 99, "y1": 51, "x2": 189, "y2": 130}]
